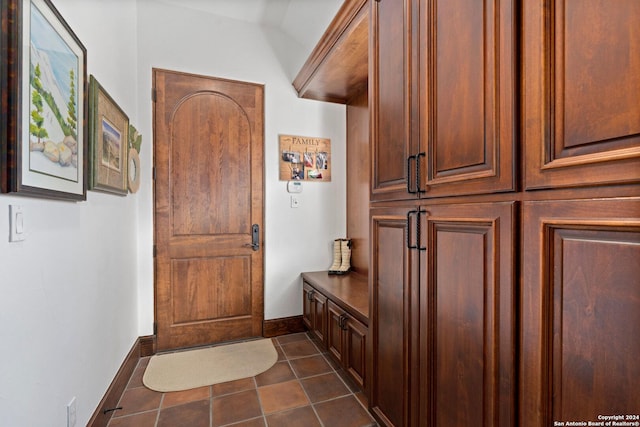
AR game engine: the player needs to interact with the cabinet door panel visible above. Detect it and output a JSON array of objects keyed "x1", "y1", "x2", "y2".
[
  {"x1": 311, "y1": 291, "x2": 327, "y2": 345},
  {"x1": 370, "y1": 208, "x2": 419, "y2": 426},
  {"x1": 523, "y1": 0, "x2": 640, "y2": 189},
  {"x1": 419, "y1": 0, "x2": 515, "y2": 197},
  {"x1": 327, "y1": 301, "x2": 346, "y2": 364},
  {"x1": 420, "y1": 202, "x2": 516, "y2": 427},
  {"x1": 370, "y1": 0, "x2": 415, "y2": 201},
  {"x1": 345, "y1": 316, "x2": 368, "y2": 390},
  {"x1": 521, "y1": 198, "x2": 640, "y2": 426},
  {"x1": 302, "y1": 282, "x2": 314, "y2": 330}
]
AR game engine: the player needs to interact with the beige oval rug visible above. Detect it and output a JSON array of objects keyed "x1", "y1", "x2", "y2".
[{"x1": 143, "y1": 338, "x2": 278, "y2": 392}]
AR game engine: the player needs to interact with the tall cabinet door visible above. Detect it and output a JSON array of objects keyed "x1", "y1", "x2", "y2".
[
  {"x1": 370, "y1": 0, "x2": 416, "y2": 202},
  {"x1": 370, "y1": 207, "x2": 420, "y2": 426},
  {"x1": 521, "y1": 198, "x2": 640, "y2": 426},
  {"x1": 418, "y1": 0, "x2": 516, "y2": 198},
  {"x1": 523, "y1": 0, "x2": 640, "y2": 189},
  {"x1": 419, "y1": 202, "x2": 516, "y2": 427}
]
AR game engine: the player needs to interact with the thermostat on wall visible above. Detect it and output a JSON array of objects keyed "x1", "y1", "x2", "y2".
[{"x1": 287, "y1": 181, "x2": 303, "y2": 193}]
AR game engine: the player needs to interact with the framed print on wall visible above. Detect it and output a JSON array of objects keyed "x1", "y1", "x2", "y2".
[
  {"x1": 88, "y1": 75, "x2": 128, "y2": 195},
  {"x1": 5, "y1": 0, "x2": 87, "y2": 200}
]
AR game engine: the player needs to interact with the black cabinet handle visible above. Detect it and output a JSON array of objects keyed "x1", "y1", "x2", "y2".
[
  {"x1": 407, "y1": 208, "x2": 428, "y2": 251},
  {"x1": 339, "y1": 314, "x2": 349, "y2": 330},
  {"x1": 407, "y1": 209, "x2": 418, "y2": 249}
]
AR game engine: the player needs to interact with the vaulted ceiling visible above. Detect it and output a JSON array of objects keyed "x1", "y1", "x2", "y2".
[{"x1": 158, "y1": 0, "x2": 343, "y2": 55}]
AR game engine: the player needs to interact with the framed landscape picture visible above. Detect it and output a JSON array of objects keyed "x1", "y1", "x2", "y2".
[
  {"x1": 88, "y1": 75, "x2": 128, "y2": 195},
  {"x1": 5, "y1": 0, "x2": 87, "y2": 200}
]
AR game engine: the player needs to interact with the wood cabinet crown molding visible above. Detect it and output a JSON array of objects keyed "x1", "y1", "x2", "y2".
[{"x1": 293, "y1": 0, "x2": 369, "y2": 104}]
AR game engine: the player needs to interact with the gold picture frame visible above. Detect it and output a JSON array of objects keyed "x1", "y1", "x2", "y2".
[{"x1": 89, "y1": 75, "x2": 128, "y2": 195}]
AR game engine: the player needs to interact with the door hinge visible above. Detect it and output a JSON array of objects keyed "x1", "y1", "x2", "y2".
[
  {"x1": 153, "y1": 245, "x2": 157, "y2": 257},
  {"x1": 152, "y1": 167, "x2": 156, "y2": 180},
  {"x1": 151, "y1": 87, "x2": 157, "y2": 102},
  {"x1": 153, "y1": 322, "x2": 158, "y2": 335}
]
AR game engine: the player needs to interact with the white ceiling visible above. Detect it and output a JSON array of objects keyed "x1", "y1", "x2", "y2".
[{"x1": 158, "y1": 0, "x2": 343, "y2": 52}]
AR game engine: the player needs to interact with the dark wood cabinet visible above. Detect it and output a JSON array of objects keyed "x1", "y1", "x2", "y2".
[
  {"x1": 370, "y1": 0, "x2": 415, "y2": 202},
  {"x1": 302, "y1": 272, "x2": 369, "y2": 391},
  {"x1": 327, "y1": 300, "x2": 345, "y2": 364},
  {"x1": 521, "y1": 198, "x2": 640, "y2": 426},
  {"x1": 302, "y1": 282, "x2": 313, "y2": 329},
  {"x1": 302, "y1": 282, "x2": 327, "y2": 345},
  {"x1": 417, "y1": 0, "x2": 516, "y2": 198},
  {"x1": 418, "y1": 202, "x2": 516, "y2": 427},
  {"x1": 370, "y1": 207, "x2": 419, "y2": 427},
  {"x1": 327, "y1": 300, "x2": 368, "y2": 390},
  {"x1": 297, "y1": 0, "x2": 639, "y2": 425},
  {"x1": 371, "y1": 0, "x2": 517, "y2": 202},
  {"x1": 370, "y1": 202, "x2": 516, "y2": 427},
  {"x1": 343, "y1": 311, "x2": 368, "y2": 389},
  {"x1": 522, "y1": 0, "x2": 640, "y2": 190}
]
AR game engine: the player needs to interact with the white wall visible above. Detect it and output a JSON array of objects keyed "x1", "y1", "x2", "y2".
[
  {"x1": 0, "y1": 1, "x2": 346, "y2": 425},
  {"x1": 135, "y1": 1, "x2": 347, "y2": 330},
  {"x1": 0, "y1": 1, "x2": 140, "y2": 426}
]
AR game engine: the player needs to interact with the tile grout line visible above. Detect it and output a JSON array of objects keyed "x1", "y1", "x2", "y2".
[
  {"x1": 251, "y1": 374, "x2": 269, "y2": 426},
  {"x1": 266, "y1": 339, "x2": 313, "y2": 422},
  {"x1": 154, "y1": 394, "x2": 164, "y2": 427},
  {"x1": 284, "y1": 348, "x2": 326, "y2": 427}
]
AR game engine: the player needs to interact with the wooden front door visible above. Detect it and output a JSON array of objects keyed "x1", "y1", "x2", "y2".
[{"x1": 153, "y1": 69, "x2": 264, "y2": 351}]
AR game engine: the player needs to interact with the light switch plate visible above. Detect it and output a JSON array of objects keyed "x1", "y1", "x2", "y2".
[{"x1": 9, "y1": 205, "x2": 26, "y2": 242}]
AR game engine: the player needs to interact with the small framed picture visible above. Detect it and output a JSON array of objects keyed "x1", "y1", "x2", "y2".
[
  {"x1": 88, "y1": 75, "x2": 129, "y2": 195},
  {"x1": 5, "y1": 0, "x2": 88, "y2": 200}
]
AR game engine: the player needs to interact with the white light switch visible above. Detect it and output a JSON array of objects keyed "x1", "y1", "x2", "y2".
[
  {"x1": 9, "y1": 205, "x2": 26, "y2": 242},
  {"x1": 290, "y1": 195, "x2": 300, "y2": 208}
]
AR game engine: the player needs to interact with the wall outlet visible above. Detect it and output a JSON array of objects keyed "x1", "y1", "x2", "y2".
[{"x1": 67, "y1": 397, "x2": 77, "y2": 427}]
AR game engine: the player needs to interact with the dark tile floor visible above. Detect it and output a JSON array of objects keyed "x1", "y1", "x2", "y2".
[{"x1": 107, "y1": 332, "x2": 377, "y2": 427}]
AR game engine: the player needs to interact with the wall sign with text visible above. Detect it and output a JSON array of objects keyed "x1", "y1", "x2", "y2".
[{"x1": 279, "y1": 134, "x2": 331, "y2": 182}]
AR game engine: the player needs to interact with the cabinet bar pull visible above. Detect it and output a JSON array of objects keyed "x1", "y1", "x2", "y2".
[
  {"x1": 407, "y1": 208, "x2": 428, "y2": 251},
  {"x1": 339, "y1": 314, "x2": 349, "y2": 330},
  {"x1": 407, "y1": 209, "x2": 419, "y2": 249}
]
